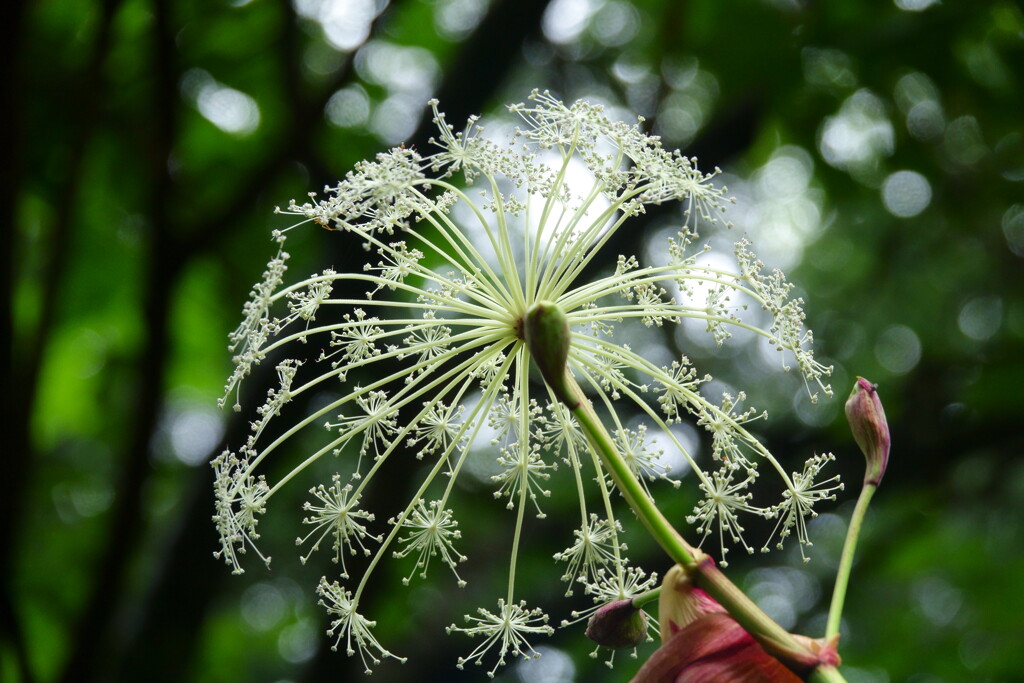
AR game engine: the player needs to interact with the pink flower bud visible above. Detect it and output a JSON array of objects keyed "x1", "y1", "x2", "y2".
[
  {"x1": 586, "y1": 599, "x2": 649, "y2": 649},
  {"x1": 844, "y1": 377, "x2": 890, "y2": 486}
]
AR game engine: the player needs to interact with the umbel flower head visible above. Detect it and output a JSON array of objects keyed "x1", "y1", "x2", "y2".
[{"x1": 213, "y1": 90, "x2": 836, "y2": 676}]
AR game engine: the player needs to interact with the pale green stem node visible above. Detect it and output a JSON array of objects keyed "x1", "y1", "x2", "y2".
[{"x1": 523, "y1": 300, "x2": 578, "y2": 408}]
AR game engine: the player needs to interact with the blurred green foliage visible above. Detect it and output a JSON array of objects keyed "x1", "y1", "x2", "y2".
[{"x1": 2, "y1": 0, "x2": 1022, "y2": 681}]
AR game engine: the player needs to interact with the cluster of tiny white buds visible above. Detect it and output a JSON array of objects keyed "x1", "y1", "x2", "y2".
[
  {"x1": 211, "y1": 449, "x2": 271, "y2": 574},
  {"x1": 297, "y1": 474, "x2": 381, "y2": 575},
  {"x1": 553, "y1": 514, "x2": 623, "y2": 595},
  {"x1": 687, "y1": 466, "x2": 765, "y2": 567},
  {"x1": 316, "y1": 578, "x2": 406, "y2": 673},
  {"x1": 764, "y1": 453, "x2": 844, "y2": 561},
  {"x1": 391, "y1": 499, "x2": 467, "y2": 587},
  {"x1": 447, "y1": 599, "x2": 555, "y2": 679}
]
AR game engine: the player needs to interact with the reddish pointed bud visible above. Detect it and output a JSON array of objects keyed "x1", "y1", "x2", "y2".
[
  {"x1": 523, "y1": 301, "x2": 578, "y2": 407},
  {"x1": 844, "y1": 377, "x2": 890, "y2": 486},
  {"x1": 585, "y1": 599, "x2": 649, "y2": 649}
]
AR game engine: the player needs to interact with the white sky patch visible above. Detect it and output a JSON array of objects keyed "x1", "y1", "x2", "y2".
[
  {"x1": 646, "y1": 421, "x2": 698, "y2": 477},
  {"x1": 448, "y1": 144, "x2": 616, "y2": 287},
  {"x1": 718, "y1": 146, "x2": 824, "y2": 271},
  {"x1": 353, "y1": 40, "x2": 439, "y2": 144},
  {"x1": 293, "y1": 0, "x2": 386, "y2": 52},
  {"x1": 667, "y1": 248, "x2": 766, "y2": 353},
  {"x1": 670, "y1": 249, "x2": 735, "y2": 309},
  {"x1": 434, "y1": 0, "x2": 490, "y2": 41},
  {"x1": 530, "y1": 150, "x2": 615, "y2": 248},
  {"x1": 747, "y1": 151, "x2": 823, "y2": 268},
  {"x1": 542, "y1": 0, "x2": 600, "y2": 44},
  {"x1": 819, "y1": 90, "x2": 894, "y2": 171}
]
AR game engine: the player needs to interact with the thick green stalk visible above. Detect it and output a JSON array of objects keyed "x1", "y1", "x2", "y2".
[
  {"x1": 826, "y1": 482, "x2": 876, "y2": 639},
  {"x1": 569, "y1": 384, "x2": 695, "y2": 565},
  {"x1": 809, "y1": 664, "x2": 848, "y2": 683}
]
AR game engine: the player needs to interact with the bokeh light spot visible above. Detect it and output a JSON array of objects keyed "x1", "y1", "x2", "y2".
[
  {"x1": 875, "y1": 324, "x2": 921, "y2": 374},
  {"x1": 958, "y1": 296, "x2": 1002, "y2": 341},
  {"x1": 169, "y1": 407, "x2": 225, "y2": 466},
  {"x1": 819, "y1": 90, "x2": 894, "y2": 171},
  {"x1": 241, "y1": 583, "x2": 287, "y2": 632},
  {"x1": 514, "y1": 645, "x2": 575, "y2": 682},
  {"x1": 912, "y1": 575, "x2": 963, "y2": 627},
  {"x1": 881, "y1": 170, "x2": 931, "y2": 218},
  {"x1": 542, "y1": 0, "x2": 597, "y2": 44},
  {"x1": 944, "y1": 116, "x2": 987, "y2": 166},
  {"x1": 293, "y1": 0, "x2": 383, "y2": 52},
  {"x1": 326, "y1": 85, "x2": 370, "y2": 128},
  {"x1": 1002, "y1": 204, "x2": 1024, "y2": 257},
  {"x1": 895, "y1": 0, "x2": 938, "y2": 11},
  {"x1": 278, "y1": 618, "x2": 318, "y2": 663},
  {"x1": 434, "y1": 0, "x2": 490, "y2": 41},
  {"x1": 182, "y1": 69, "x2": 260, "y2": 136}
]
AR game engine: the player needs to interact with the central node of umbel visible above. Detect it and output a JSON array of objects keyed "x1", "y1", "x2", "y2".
[{"x1": 523, "y1": 301, "x2": 576, "y2": 407}]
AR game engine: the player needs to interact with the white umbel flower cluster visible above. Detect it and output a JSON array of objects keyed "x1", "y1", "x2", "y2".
[{"x1": 214, "y1": 90, "x2": 836, "y2": 675}]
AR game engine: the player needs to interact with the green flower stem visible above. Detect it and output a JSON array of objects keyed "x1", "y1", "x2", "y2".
[
  {"x1": 810, "y1": 663, "x2": 848, "y2": 683},
  {"x1": 630, "y1": 585, "x2": 661, "y2": 610},
  {"x1": 826, "y1": 482, "x2": 877, "y2": 640},
  {"x1": 567, "y1": 377, "x2": 694, "y2": 564},
  {"x1": 565, "y1": 373, "x2": 846, "y2": 683}
]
